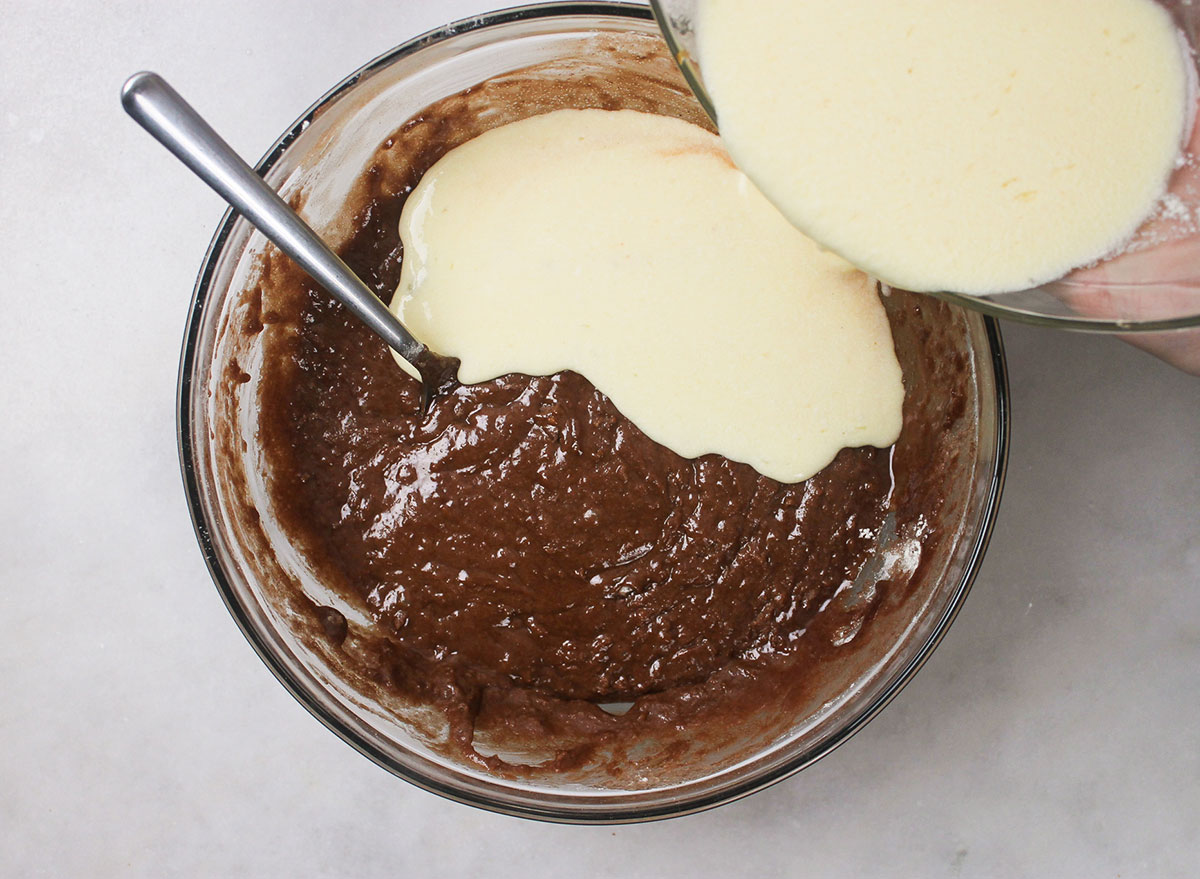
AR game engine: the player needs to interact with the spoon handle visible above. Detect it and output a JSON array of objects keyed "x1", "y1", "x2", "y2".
[{"x1": 120, "y1": 71, "x2": 427, "y2": 364}]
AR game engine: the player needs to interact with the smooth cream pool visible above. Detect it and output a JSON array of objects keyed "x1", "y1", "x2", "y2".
[{"x1": 390, "y1": 108, "x2": 904, "y2": 483}]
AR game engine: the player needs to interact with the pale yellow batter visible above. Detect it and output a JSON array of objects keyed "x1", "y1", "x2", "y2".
[
  {"x1": 698, "y1": 0, "x2": 1191, "y2": 294},
  {"x1": 391, "y1": 109, "x2": 904, "y2": 483}
]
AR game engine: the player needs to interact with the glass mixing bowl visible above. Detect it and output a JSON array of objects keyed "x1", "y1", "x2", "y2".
[
  {"x1": 179, "y1": 2, "x2": 1009, "y2": 822},
  {"x1": 651, "y1": 0, "x2": 1200, "y2": 332}
]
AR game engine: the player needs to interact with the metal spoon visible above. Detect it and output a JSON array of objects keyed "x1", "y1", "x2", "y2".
[{"x1": 121, "y1": 71, "x2": 459, "y2": 414}]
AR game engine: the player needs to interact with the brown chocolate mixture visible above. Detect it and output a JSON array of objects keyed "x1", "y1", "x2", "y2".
[{"x1": 245, "y1": 41, "x2": 974, "y2": 776}]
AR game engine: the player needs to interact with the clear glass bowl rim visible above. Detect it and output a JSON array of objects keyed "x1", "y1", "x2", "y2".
[{"x1": 177, "y1": 1, "x2": 1012, "y2": 824}]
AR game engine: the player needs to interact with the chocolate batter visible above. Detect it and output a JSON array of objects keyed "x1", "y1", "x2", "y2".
[{"x1": 235, "y1": 38, "x2": 977, "y2": 779}]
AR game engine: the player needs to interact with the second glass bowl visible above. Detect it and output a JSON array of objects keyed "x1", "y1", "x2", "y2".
[{"x1": 651, "y1": 0, "x2": 1200, "y2": 332}]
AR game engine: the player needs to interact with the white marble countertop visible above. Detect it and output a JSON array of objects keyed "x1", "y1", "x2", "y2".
[{"x1": 2, "y1": 1, "x2": 1198, "y2": 875}]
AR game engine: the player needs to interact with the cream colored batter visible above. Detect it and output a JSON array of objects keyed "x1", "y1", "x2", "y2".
[
  {"x1": 697, "y1": 0, "x2": 1191, "y2": 294},
  {"x1": 390, "y1": 109, "x2": 903, "y2": 483}
]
